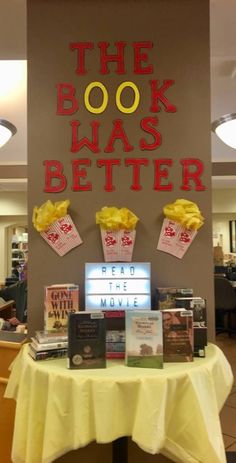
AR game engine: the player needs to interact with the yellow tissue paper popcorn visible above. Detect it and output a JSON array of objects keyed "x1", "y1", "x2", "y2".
[
  {"x1": 33, "y1": 199, "x2": 70, "y2": 232},
  {"x1": 96, "y1": 206, "x2": 139, "y2": 230},
  {"x1": 163, "y1": 199, "x2": 204, "y2": 231},
  {"x1": 96, "y1": 206, "x2": 139, "y2": 262}
]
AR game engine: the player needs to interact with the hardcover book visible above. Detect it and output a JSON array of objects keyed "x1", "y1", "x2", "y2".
[
  {"x1": 162, "y1": 308, "x2": 194, "y2": 362},
  {"x1": 125, "y1": 310, "x2": 163, "y2": 368},
  {"x1": 28, "y1": 345, "x2": 67, "y2": 361},
  {"x1": 31, "y1": 337, "x2": 68, "y2": 351},
  {"x1": 175, "y1": 297, "x2": 207, "y2": 357},
  {"x1": 44, "y1": 284, "x2": 79, "y2": 331},
  {"x1": 155, "y1": 287, "x2": 193, "y2": 310},
  {"x1": 68, "y1": 311, "x2": 106, "y2": 369},
  {"x1": 35, "y1": 330, "x2": 68, "y2": 344},
  {"x1": 104, "y1": 310, "x2": 125, "y2": 359}
]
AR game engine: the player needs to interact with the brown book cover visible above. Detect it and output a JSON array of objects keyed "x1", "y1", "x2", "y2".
[
  {"x1": 155, "y1": 287, "x2": 193, "y2": 310},
  {"x1": 175, "y1": 297, "x2": 207, "y2": 357},
  {"x1": 162, "y1": 309, "x2": 194, "y2": 362}
]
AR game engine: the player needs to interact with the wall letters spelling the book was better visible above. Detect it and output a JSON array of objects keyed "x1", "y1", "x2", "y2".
[{"x1": 44, "y1": 41, "x2": 206, "y2": 194}]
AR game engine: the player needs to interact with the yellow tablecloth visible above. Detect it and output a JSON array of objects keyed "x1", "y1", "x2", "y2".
[{"x1": 5, "y1": 343, "x2": 233, "y2": 463}]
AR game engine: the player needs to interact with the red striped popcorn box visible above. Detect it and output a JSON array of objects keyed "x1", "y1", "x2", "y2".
[
  {"x1": 100, "y1": 229, "x2": 119, "y2": 262},
  {"x1": 41, "y1": 214, "x2": 83, "y2": 256},
  {"x1": 170, "y1": 226, "x2": 197, "y2": 259},
  {"x1": 100, "y1": 229, "x2": 135, "y2": 262},
  {"x1": 157, "y1": 218, "x2": 197, "y2": 259},
  {"x1": 117, "y1": 229, "x2": 136, "y2": 262}
]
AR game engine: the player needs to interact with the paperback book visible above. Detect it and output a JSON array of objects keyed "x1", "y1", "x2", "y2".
[
  {"x1": 125, "y1": 310, "x2": 163, "y2": 368},
  {"x1": 68, "y1": 311, "x2": 106, "y2": 369},
  {"x1": 162, "y1": 308, "x2": 194, "y2": 362},
  {"x1": 44, "y1": 284, "x2": 79, "y2": 331},
  {"x1": 155, "y1": 287, "x2": 193, "y2": 310},
  {"x1": 175, "y1": 297, "x2": 207, "y2": 357}
]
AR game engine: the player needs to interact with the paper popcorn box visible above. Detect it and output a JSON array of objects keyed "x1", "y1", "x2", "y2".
[
  {"x1": 41, "y1": 214, "x2": 83, "y2": 256},
  {"x1": 100, "y1": 229, "x2": 135, "y2": 262},
  {"x1": 117, "y1": 229, "x2": 136, "y2": 262},
  {"x1": 157, "y1": 218, "x2": 197, "y2": 259},
  {"x1": 100, "y1": 229, "x2": 119, "y2": 262}
]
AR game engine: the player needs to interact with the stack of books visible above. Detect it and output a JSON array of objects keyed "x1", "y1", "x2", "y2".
[{"x1": 28, "y1": 330, "x2": 68, "y2": 361}]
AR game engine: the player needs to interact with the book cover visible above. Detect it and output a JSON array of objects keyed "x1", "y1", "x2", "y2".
[
  {"x1": 155, "y1": 287, "x2": 193, "y2": 310},
  {"x1": 104, "y1": 310, "x2": 125, "y2": 359},
  {"x1": 68, "y1": 311, "x2": 106, "y2": 369},
  {"x1": 0, "y1": 331, "x2": 27, "y2": 344},
  {"x1": 175, "y1": 297, "x2": 207, "y2": 357},
  {"x1": 28, "y1": 345, "x2": 67, "y2": 361},
  {"x1": 162, "y1": 309, "x2": 194, "y2": 362},
  {"x1": 31, "y1": 337, "x2": 68, "y2": 351},
  {"x1": 125, "y1": 310, "x2": 163, "y2": 368},
  {"x1": 35, "y1": 330, "x2": 68, "y2": 344},
  {"x1": 44, "y1": 284, "x2": 79, "y2": 331}
]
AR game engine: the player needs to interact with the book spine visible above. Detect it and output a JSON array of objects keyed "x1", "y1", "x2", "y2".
[
  {"x1": 31, "y1": 341, "x2": 68, "y2": 351},
  {"x1": 35, "y1": 334, "x2": 68, "y2": 344},
  {"x1": 29, "y1": 346, "x2": 67, "y2": 361}
]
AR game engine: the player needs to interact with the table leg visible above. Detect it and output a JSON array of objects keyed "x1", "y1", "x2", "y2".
[{"x1": 112, "y1": 436, "x2": 128, "y2": 463}]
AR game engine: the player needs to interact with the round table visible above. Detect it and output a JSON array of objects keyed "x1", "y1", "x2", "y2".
[{"x1": 5, "y1": 343, "x2": 233, "y2": 463}]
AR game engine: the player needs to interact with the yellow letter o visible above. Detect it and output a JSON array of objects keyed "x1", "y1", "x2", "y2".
[
  {"x1": 84, "y1": 81, "x2": 108, "y2": 114},
  {"x1": 116, "y1": 81, "x2": 140, "y2": 114}
]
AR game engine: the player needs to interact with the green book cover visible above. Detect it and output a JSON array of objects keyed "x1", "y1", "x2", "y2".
[{"x1": 125, "y1": 310, "x2": 163, "y2": 368}]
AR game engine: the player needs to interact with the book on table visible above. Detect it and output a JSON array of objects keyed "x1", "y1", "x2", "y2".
[
  {"x1": 44, "y1": 284, "x2": 79, "y2": 331},
  {"x1": 35, "y1": 330, "x2": 68, "y2": 344},
  {"x1": 125, "y1": 310, "x2": 163, "y2": 368},
  {"x1": 175, "y1": 296, "x2": 207, "y2": 357},
  {"x1": 162, "y1": 308, "x2": 194, "y2": 362},
  {"x1": 155, "y1": 287, "x2": 193, "y2": 310},
  {"x1": 31, "y1": 337, "x2": 68, "y2": 351},
  {"x1": 104, "y1": 310, "x2": 125, "y2": 359},
  {"x1": 28, "y1": 344, "x2": 67, "y2": 361},
  {"x1": 67, "y1": 311, "x2": 106, "y2": 369}
]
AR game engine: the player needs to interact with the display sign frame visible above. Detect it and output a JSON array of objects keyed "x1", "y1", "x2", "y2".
[{"x1": 85, "y1": 262, "x2": 151, "y2": 311}]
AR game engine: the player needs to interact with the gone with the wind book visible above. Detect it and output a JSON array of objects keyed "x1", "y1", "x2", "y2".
[{"x1": 44, "y1": 284, "x2": 79, "y2": 331}]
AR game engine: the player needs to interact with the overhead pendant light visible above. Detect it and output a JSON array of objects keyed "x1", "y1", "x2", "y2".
[
  {"x1": 212, "y1": 113, "x2": 236, "y2": 149},
  {"x1": 0, "y1": 119, "x2": 17, "y2": 148}
]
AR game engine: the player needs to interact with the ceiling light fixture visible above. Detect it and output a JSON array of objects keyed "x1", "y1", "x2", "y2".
[
  {"x1": 212, "y1": 113, "x2": 236, "y2": 149},
  {"x1": 0, "y1": 119, "x2": 17, "y2": 148}
]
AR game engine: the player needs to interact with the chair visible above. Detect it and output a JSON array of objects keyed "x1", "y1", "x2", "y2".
[
  {"x1": 214, "y1": 276, "x2": 236, "y2": 336},
  {"x1": 0, "y1": 298, "x2": 16, "y2": 320},
  {"x1": 5, "y1": 277, "x2": 18, "y2": 287}
]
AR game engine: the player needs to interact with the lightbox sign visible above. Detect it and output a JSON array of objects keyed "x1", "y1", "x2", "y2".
[{"x1": 85, "y1": 262, "x2": 151, "y2": 310}]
